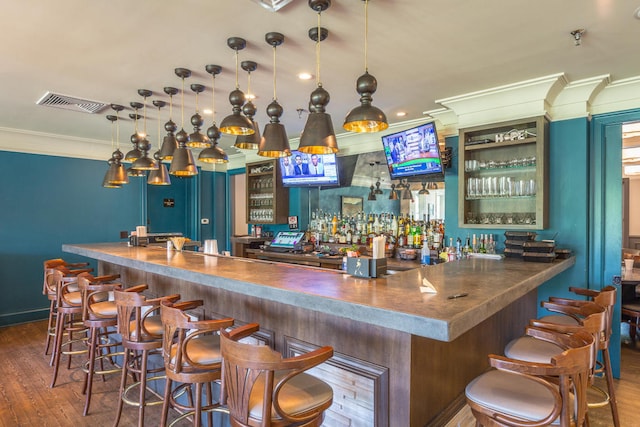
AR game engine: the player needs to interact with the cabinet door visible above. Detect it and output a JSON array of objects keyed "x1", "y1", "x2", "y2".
[{"x1": 458, "y1": 117, "x2": 548, "y2": 229}]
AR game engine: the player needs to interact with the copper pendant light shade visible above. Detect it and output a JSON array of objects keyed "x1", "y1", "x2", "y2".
[
  {"x1": 389, "y1": 183, "x2": 399, "y2": 200},
  {"x1": 234, "y1": 61, "x2": 261, "y2": 150},
  {"x1": 170, "y1": 68, "x2": 198, "y2": 177},
  {"x1": 186, "y1": 84, "x2": 211, "y2": 148},
  {"x1": 299, "y1": 2, "x2": 338, "y2": 154},
  {"x1": 124, "y1": 108, "x2": 143, "y2": 163},
  {"x1": 147, "y1": 101, "x2": 171, "y2": 185},
  {"x1": 104, "y1": 106, "x2": 129, "y2": 187},
  {"x1": 131, "y1": 89, "x2": 159, "y2": 171},
  {"x1": 343, "y1": 0, "x2": 388, "y2": 133},
  {"x1": 199, "y1": 64, "x2": 228, "y2": 164},
  {"x1": 147, "y1": 151, "x2": 171, "y2": 185},
  {"x1": 257, "y1": 32, "x2": 291, "y2": 158},
  {"x1": 219, "y1": 37, "x2": 255, "y2": 136},
  {"x1": 159, "y1": 87, "x2": 179, "y2": 161}
]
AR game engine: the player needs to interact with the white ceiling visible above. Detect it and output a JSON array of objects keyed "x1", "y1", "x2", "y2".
[{"x1": 2, "y1": 0, "x2": 640, "y2": 159}]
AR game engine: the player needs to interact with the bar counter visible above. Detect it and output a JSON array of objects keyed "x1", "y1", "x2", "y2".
[{"x1": 63, "y1": 242, "x2": 575, "y2": 426}]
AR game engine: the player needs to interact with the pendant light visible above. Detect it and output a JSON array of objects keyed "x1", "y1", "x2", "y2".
[
  {"x1": 124, "y1": 105, "x2": 143, "y2": 162},
  {"x1": 343, "y1": 0, "x2": 388, "y2": 133},
  {"x1": 219, "y1": 37, "x2": 255, "y2": 136},
  {"x1": 199, "y1": 64, "x2": 229, "y2": 164},
  {"x1": 148, "y1": 100, "x2": 171, "y2": 185},
  {"x1": 159, "y1": 87, "x2": 179, "y2": 161},
  {"x1": 418, "y1": 181, "x2": 429, "y2": 195},
  {"x1": 131, "y1": 89, "x2": 158, "y2": 170},
  {"x1": 367, "y1": 162, "x2": 376, "y2": 200},
  {"x1": 234, "y1": 61, "x2": 261, "y2": 150},
  {"x1": 103, "y1": 107, "x2": 128, "y2": 188},
  {"x1": 186, "y1": 84, "x2": 211, "y2": 148},
  {"x1": 298, "y1": 0, "x2": 338, "y2": 154},
  {"x1": 169, "y1": 68, "x2": 198, "y2": 177},
  {"x1": 389, "y1": 183, "x2": 399, "y2": 200},
  {"x1": 257, "y1": 32, "x2": 291, "y2": 157}
]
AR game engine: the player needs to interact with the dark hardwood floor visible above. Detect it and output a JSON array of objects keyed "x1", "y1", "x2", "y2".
[
  {"x1": 1, "y1": 320, "x2": 639, "y2": 426},
  {"x1": 0, "y1": 320, "x2": 198, "y2": 427}
]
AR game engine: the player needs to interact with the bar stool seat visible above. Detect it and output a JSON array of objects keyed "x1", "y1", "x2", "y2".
[
  {"x1": 538, "y1": 286, "x2": 620, "y2": 427},
  {"x1": 220, "y1": 323, "x2": 334, "y2": 427},
  {"x1": 43, "y1": 260, "x2": 92, "y2": 356},
  {"x1": 465, "y1": 328, "x2": 594, "y2": 427},
  {"x1": 160, "y1": 300, "x2": 234, "y2": 427},
  {"x1": 114, "y1": 289, "x2": 181, "y2": 427}
]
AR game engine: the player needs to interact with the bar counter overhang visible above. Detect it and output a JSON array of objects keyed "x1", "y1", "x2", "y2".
[{"x1": 63, "y1": 242, "x2": 575, "y2": 426}]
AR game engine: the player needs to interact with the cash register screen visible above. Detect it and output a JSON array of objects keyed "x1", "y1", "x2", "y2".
[{"x1": 269, "y1": 231, "x2": 305, "y2": 249}]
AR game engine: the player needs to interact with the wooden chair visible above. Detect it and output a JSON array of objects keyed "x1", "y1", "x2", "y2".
[
  {"x1": 77, "y1": 272, "x2": 146, "y2": 416},
  {"x1": 465, "y1": 328, "x2": 594, "y2": 427},
  {"x1": 220, "y1": 323, "x2": 334, "y2": 427},
  {"x1": 113, "y1": 289, "x2": 180, "y2": 427},
  {"x1": 540, "y1": 286, "x2": 620, "y2": 426},
  {"x1": 160, "y1": 300, "x2": 234, "y2": 427},
  {"x1": 49, "y1": 268, "x2": 93, "y2": 388},
  {"x1": 42, "y1": 259, "x2": 92, "y2": 356}
]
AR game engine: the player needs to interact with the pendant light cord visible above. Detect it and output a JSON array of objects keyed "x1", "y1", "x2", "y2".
[
  {"x1": 157, "y1": 105, "x2": 161, "y2": 149},
  {"x1": 180, "y1": 78, "x2": 185, "y2": 128},
  {"x1": 364, "y1": 0, "x2": 369, "y2": 72},
  {"x1": 316, "y1": 11, "x2": 321, "y2": 86},
  {"x1": 272, "y1": 44, "x2": 277, "y2": 101},
  {"x1": 235, "y1": 49, "x2": 240, "y2": 90},
  {"x1": 142, "y1": 96, "x2": 147, "y2": 138},
  {"x1": 169, "y1": 93, "x2": 173, "y2": 121},
  {"x1": 211, "y1": 73, "x2": 216, "y2": 124},
  {"x1": 115, "y1": 111, "x2": 120, "y2": 149}
]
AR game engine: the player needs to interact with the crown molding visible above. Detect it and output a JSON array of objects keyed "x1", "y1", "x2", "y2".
[{"x1": 591, "y1": 76, "x2": 640, "y2": 115}]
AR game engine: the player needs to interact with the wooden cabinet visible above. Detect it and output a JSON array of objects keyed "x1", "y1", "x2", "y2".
[
  {"x1": 246, "y1": 159, "x2": 289, "y2": 224},
  {"x1": 458, "y1": 116, "x2": 549, "y2": 229}
]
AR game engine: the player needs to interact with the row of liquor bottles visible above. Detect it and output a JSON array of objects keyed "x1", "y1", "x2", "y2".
[
  {"x1": 307, "y1": 210, "x2": 497, "y2": 259},
  {"x1": 307, "y1": 210, "x2": 444, "y2": 250}
]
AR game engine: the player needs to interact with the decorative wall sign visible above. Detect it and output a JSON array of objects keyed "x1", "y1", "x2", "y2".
[
  {"x1": 163, "y1": 198, "x2": 175, "y2": 208},
  {"x1": 288, "y1": 215, "x2": 298, "y2": 230}
]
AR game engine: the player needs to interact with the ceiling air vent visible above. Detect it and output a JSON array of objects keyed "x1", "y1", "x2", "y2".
[
  {"x1": 250, "y1": 0, "x2": 295, "y2": 12},
  {"x1": 36, "y1": 91, "x2": 108, "y2": 114}
]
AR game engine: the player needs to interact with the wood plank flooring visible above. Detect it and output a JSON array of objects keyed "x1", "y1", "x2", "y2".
[
  {"x1": 0, "y1": 320, "x2": 191, "y2": 427},
  {"x1": 1, "y1": 320, "x2": 639, "y2": 426}
]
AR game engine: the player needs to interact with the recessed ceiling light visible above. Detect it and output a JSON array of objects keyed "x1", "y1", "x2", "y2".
[
  {"x1": 203, "y1": 109, "x2": 213, "y2": 115},
  {"x1": 246, "y1": 93, "x2": 257, "y2": 100},
  {"x1": 297, "y1": 72, "x2": 314, "y2": 80},
  {"x1": 396, "y1": 111, "x2": 407, "y2": 117},
  {"x1": 635, "y1": 6, "x2": 640, "y2": 19}
]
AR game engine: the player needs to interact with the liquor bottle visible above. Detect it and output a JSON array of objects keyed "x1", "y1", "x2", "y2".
[
  {"x1": 479, "y1": 234, "x2": 487, "y2": 253},
  {"x1": 472, "y1": 234, "x2": 478, "y2": 253},
  {"x1": 413, "y1": 222, "x2": 422, "y2": 249},
  {"x1": 390, "y1": 214, "x2": 398, "y2": 238},
  {"x1": 331, "y1": 214, "x2": 338, "y2": 236},
  {"x1": 398, "y1": 214, "x2": 405, "y2": 237},
  {"x1": 447, "y1": 238, "x2": 456, "y2": 261}
]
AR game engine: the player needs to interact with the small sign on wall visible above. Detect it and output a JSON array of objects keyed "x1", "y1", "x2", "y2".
[
  {"x1": 163, "y1": 198, "x2": 175, "y2": 208},
  {"x1": 288, "y1": 216, "x2": 298, "y2": 230}
]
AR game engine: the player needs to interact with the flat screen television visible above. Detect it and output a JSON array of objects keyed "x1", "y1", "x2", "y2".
[
  {"x1": 279, "y1": 150, "x2": 340, "y2": 187},
  {"x1": 381, "y1": 122, "x2": 444, "y2": 180}
]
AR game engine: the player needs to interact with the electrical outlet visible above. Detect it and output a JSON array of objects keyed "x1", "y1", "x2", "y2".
[
  {"x1": 119, "y1": 231, "x2": 128, "y2": 239},
  {"x1": 201, "y1": 218, "x2": 209, "y2": 225}
]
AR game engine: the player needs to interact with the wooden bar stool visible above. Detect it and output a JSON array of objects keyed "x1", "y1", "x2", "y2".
[
  {"x1": 466, "y1": 328, "x2": 594, "y2": 427},
  {"x1": 113, "y1": 288, "x2": 181, "y2": 427},
  {"x1": 160, "y1": 300, "x2": 234, "y2": 427},
  {"x1": 42, "y1": 259, "x2": 92, "y2": 356},
  {"x1": 539, "y1": 286, "x2": 620, "y2": 427},
  {"x1": 220, "y1": 323, "x2": 334, "y2": 427},
  {"x1": 77, "y1": 272, "x2": 147, "y2": 416},
  {"x1": 49, "y1": 268, "x2": 91, "y2": 388}
]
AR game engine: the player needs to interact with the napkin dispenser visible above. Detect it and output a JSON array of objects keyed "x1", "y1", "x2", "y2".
[{"x1": 347, "y1": 256, "x2": 387, "y2": 278}]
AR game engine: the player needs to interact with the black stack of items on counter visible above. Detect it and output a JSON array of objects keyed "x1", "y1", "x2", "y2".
[{"x1": 504, "y1": 231, "x2": 555, "y2": 262}]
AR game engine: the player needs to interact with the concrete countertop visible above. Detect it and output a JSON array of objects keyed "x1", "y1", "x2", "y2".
[{"x1": 63, "y1": 242, "x2": 575, "y2": 342}]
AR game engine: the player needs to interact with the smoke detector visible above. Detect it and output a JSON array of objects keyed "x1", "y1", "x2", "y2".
[
  {"x1": 251, "y1": 0, "x2": 295, "y2": 12},
  {"x1": 36, "y1": 91, "x2": 108, "y2": 114}
]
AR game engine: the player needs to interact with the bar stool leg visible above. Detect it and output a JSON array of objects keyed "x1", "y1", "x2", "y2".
[
  {"x1": 137, "y1": 349, "x2": 149, "y2": 427},
  {"x1": 603, "y1": 347, "x2": 620, "y2": 427},
  {"x1": 82, "y1": 326, "x2": 98, "y2": 416},
  {"x1": 50, "y1": 311, "x2": 67, "y2": 388},
  {"x1": 194, "y1": 382, "x2": 202, "y2": 427},
  {"x1": 44, "y1": 299, "x2": 56, "y2": 356},
  {"x1": 113, "y1": 347, "x2": 130, "y2": 427},
  {"x1": 161, "y1": 377, "x2": 173, "y2": 427}
]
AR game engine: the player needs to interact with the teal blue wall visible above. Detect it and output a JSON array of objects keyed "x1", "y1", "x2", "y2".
[{"x1": 0, "y1": 151, "x2": 141, "y2": 326}]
